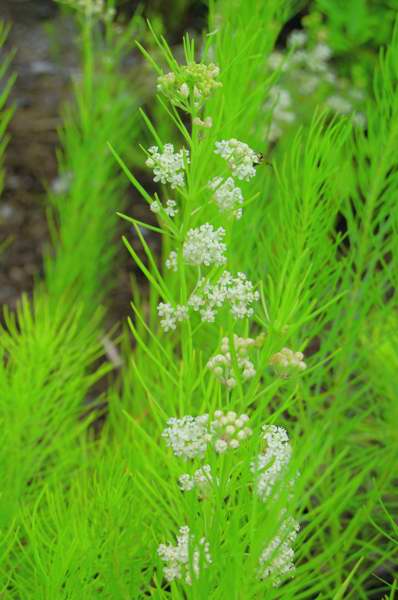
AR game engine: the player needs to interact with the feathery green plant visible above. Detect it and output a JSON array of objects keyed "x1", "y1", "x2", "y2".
[{"x1": 1, "y1": 1, "x2": 397, "y2": 598}]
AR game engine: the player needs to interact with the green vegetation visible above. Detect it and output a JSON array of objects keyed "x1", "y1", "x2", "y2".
[{"x1": 0, "y1": 0, "x2": 397, "y2": 597}]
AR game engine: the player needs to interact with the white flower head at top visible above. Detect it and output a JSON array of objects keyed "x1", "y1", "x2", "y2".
[
  {"x1": 162, "y1": 415, "x2": 212, "y2": 460},
  {"x1": 146, "y1": 144, "x2": 190, "y2": 189},
  {"x1": 157, "y1": 526, "x2": 212, "y2": 586},
  {"x1": 258, "y1": 513, "x2": 300, "y2": 587},
  {"x1": 208, "y1": 176, "x2": 244, "y2": 219},
  {"x1": 183, "y1": 224, "x2": 227, "y2": 267},
  {"x1": 214, "y1": 139, "x2": 260, "y2": 181},
  {"x1": 251, "y1": 425, "x2": 292, "y2": 502},
  {"x1": 157, "y1": 62, "x2": 222, "y2": 111}
]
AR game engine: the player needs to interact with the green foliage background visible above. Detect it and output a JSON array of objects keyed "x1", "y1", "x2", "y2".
[{"x1": 0, "y1": 0, "x2": 397, "y2": 598}]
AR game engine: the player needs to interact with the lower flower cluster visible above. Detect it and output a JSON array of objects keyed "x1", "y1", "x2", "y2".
[
  {"x1": 158, "y1": 526, "x2": 212, "y2": 586},
  {"x1": 158, "y1": 413, "x2": 299, "y2": 588}
]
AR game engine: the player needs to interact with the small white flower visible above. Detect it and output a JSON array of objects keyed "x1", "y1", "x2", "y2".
[
  {"x1": 178, "y1": 465, "x2": 213, "y2": 495},
  {"x1": 146, "y1": 144, "x2": 190, "y2": 189},
  {"x1": 259, "y1": 515, "x2": 299, "y2": 587},
  {"x1": 162, "y1": 415, "x2": 211, "y2": 460},
  {"x1": 326, "y1": 95, "x2": 352, "y2": 114},
  {"x1": 188, "y1": 270, "x2": 259, "y2": 324},
  {"x1": 352, "y1": 111, "x2": 366, "y2": 128},
  {"x1": 209, "y1": 176, "x2": 244, "y2": 219},
  {"x1": 165, "y1": 251, "x2": 178, "y2": 272},
  {"x1": 287, "y1": 30, "x2": 307, "y2": 48},
  {"x1": 251, "y1": 425, "x2": 292, "y2": 501},
  {"x1": 214, "y1": 439, "x2": 228, "y2": 453},
  {"x1": 214, "y1": 139, "x2": 260, "y2": 181},
  {"x1": 150, "y1": 200, "x2": 161, "y2": 214},
  {"x1": 183, "y1": 224, "x2": 227, "y2": 267},
  {"x1": 158, "y1": 526, "x2": 212, "y2": 586},
  {"x1": 307, "y1": 43, "x2": 332, "y2": 72},
  {"x1": 165, "y1": 199, "x2": 178, "y2": 217},
  {"x1": 157, "y1": 302, "x2": 188, "y2": 331}
]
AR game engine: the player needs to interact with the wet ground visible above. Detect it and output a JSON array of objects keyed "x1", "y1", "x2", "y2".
[
  {"x1": 0, "y1": 0, "x2": 76, "y2": 309},
  {"x1": 0, "y1": 0, "x2": 151, "y2": 325}
]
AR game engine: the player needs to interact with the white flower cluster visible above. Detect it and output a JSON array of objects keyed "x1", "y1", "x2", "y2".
[
  {"x1": 146, "y1": 144, "x2": 190, "y2": 189},
  {"x1": 162, "y1": 411, "x2": 252, "y2": 460},
  {"x1": 215, "y1": 139, "x2": 260, "y2": 181},
  {"x1": 178, "y1": 464, "x2": 213, "y2": 494},
  {"x1": 269, "y1": 347, "x2": 307, "y2": 377},
  {"x1": 265, "y1": 86, "x2": 296, "y2": 142},
  {"x1": 258, "y1": 514, "x2": 300, "y2": 587},
  {"x1": 150, "y1": 199, "x2": 178, "y2": 218},
  {"x1": 251, "y1": 425, "x2": 292, "y2": 501},
  {"x1": 158, "y1": 271, "x2": 259, "y2": 331},
  {"x1": 162, "y1": 415, "x2": 212, "y2": 460},
  {"x1": 207, "y1": 335, "x2": 257, "y2": 388},
  {"x1": 158, "y1": 271, "x2": 258, "y2": 331},
  {"x1": 208, "y1": 177, "x2": 244, "y2": 219},
  {"x1": 63, "y1": 0, "x2": 114, "y2": 19},
  {"x1": 211, "y1": 410, "x2": 252, "y2": 453},
  {"x1": 183, "y1": 224, "x2": 227, "y2": 267},
  {"x1": 157, "y1": 62, "x2": 222, "y2": 111},
  {"x1": 266, "y1": 29, "x2": 366, "y2": 141},
  {"x1": 157, "y1": 303, "x2": 188, "y2": 332},
  {"x1": 158, "y1": 526, "x2": 212, "y2": 585},
  {"x1": 189, "y1": 271, "x2": 260, "y2": 323}
]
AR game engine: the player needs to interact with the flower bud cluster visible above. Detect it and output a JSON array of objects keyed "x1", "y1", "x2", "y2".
[
  {"x1": 258, "y1": 514, "x2": 300, "y2": 587},
  {"x1": 207, "y1": 335, "x2": 257, "y2": 388},
  {"x1": 208, "y1": 176, "x2": 244, "y2": 220},
  {"x1": 211, "y1": 410, "x2": 252, "y2": 453},
  {"x1": 157, "y1": 63, "x2": 222, "y2": 111},
  {"x1": 178, "y1": 464, "x2": 213, "y2": 494},
  {"x1": 146, "y1": 144, "x2": 190, "y2": 189},
  {"x1": 183, "y1": 224, "x2": 227, "y2": 267},
  {"x1": 157, "y1": 526, "x2": 212, "y2": 585},
  {"x1": 214, "y1": 139, "x2": 261, "y2": 181},
  {"x1": 193, "y1": 116, "x2": 213, "y2": 128},
  {"x1": 269, "y1": 347, "x2": 307, "y2": 377}
]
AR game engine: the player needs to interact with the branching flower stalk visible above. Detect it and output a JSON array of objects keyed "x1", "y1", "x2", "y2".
[{"x1": 116, "y1": 27, "x2": 307, "y2": 591}]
